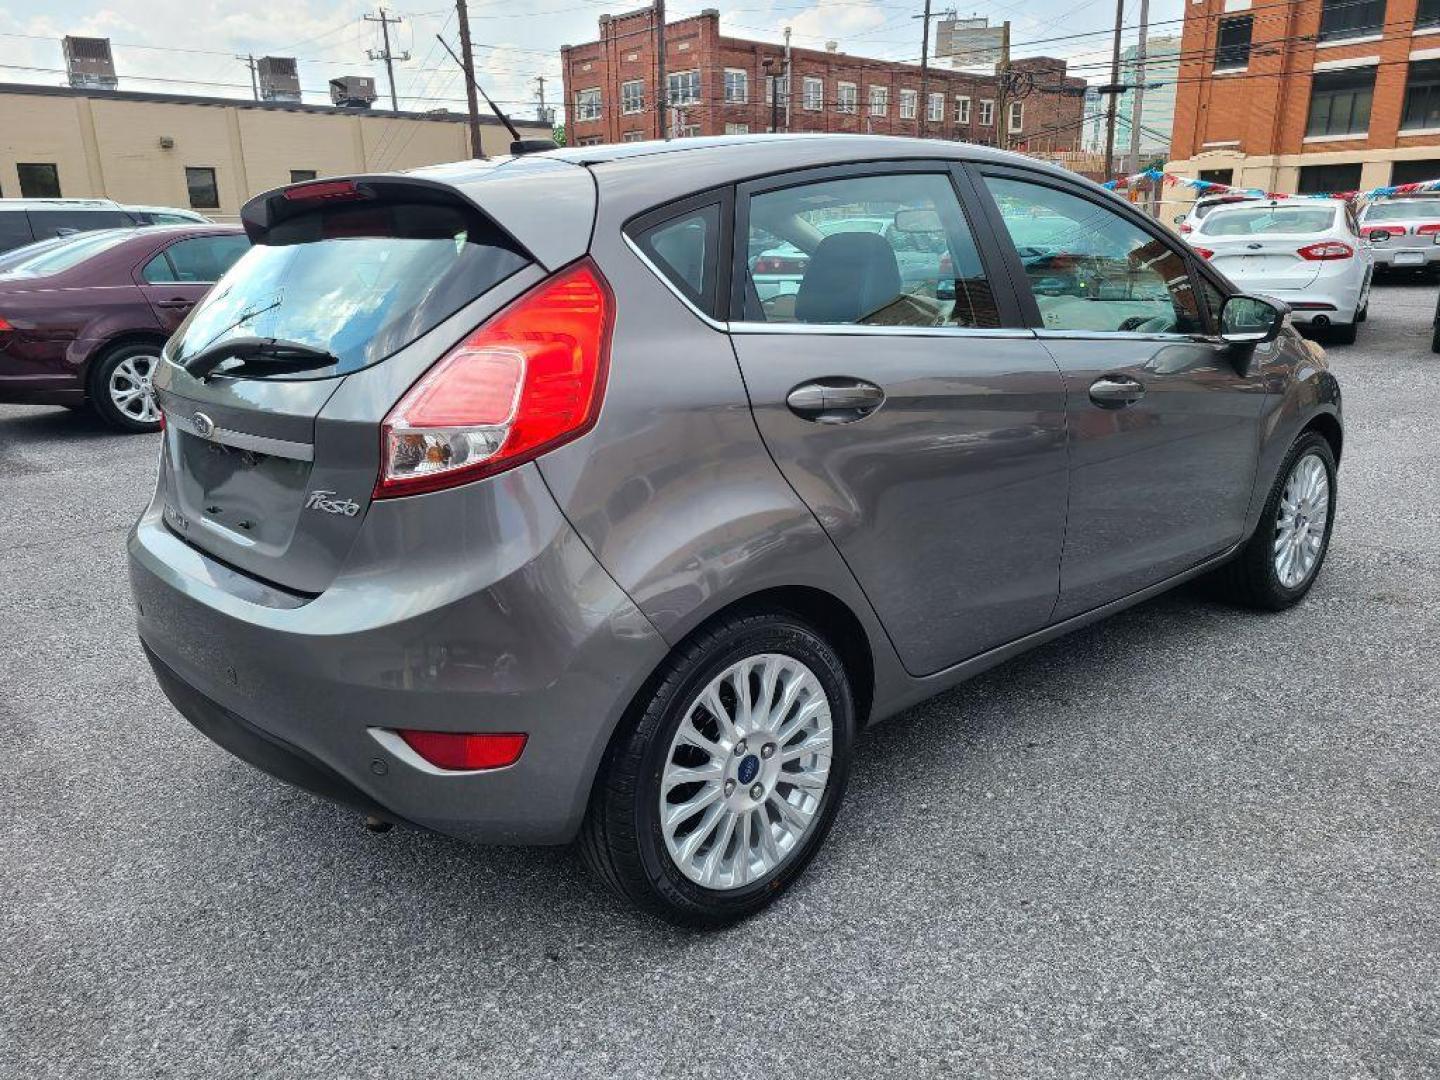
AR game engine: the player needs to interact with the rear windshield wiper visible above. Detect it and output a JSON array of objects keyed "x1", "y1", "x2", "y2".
[{"x1": 182, "y1": 337, "x2": 339, "y2": 381}]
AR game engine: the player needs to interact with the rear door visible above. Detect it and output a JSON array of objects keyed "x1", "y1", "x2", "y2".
[
  {"x1": 972, "y1": 166, "x2": 1267, "y2": 619},
  {"x1": 136, "y1": 233, "x2": 252, "y2": 332},
  {"x1": 727, "y1": 163, "x2": 1069, "y2": 677}
]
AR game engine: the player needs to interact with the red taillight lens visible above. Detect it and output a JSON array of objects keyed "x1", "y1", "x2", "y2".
[
  {"x1": 0, "y1": 316, "x2": 12, "y2": 332},
  {"x1": 397, "y1": 730, "x2": 527, "y2": 771},
  {"x1": 283, "y1": 179, "x2": 363, "y2": 202},
  {"x1": 376, "y1": 259, "x2": 613, "y2": 499},
  {"x1": 1297, "y1": 241, "x2": 1354, "y2": 261},
  {"x1": 1193, "y1": 247, "x2": 1214, "y2": 259},
  {"x1": 1417, "y1": 223, "x2": 1440, "y2": 235}
]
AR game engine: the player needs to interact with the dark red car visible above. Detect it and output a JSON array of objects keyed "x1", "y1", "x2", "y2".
[{"x1": 0, "y1": 225, "x2": 249, "y2": 431}]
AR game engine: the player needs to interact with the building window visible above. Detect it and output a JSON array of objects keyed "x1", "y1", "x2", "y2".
[
  {"x1": 927, "y1": 92, "x2": 944, "y2": 122},
  {"x1": 1008, "y1": 101, "x2": 1023, "y2": 132},
  {"x1": 1402, "y1": 59, "x2": 1440, "y2": 130},
  {"x1": 1297, "y1": 162, "x2": 1363, "y2": 193},
  {"x1": 17, "y1": 163, "x2": 61, "y2": 198},
  {"x1": 668, "y1": 69, "x2": 700, "y2": 106},
  {"x1": 899, "y1": 88, "x2": 917, "y2": 119},
  {"x1": 804, "y1": 76, "x2": 823, "y2": 111},
  {"x1": 622, "y1": 130, "x2": 645, "y2": 142},
  {"x1": 1420, "y1": 0, "x2": 1440, "y2": 31},
  {"x1": 621, "y1": 80, "x2": 643, "y2": 115},
  {"x1": 184, "y1": 166, "x2": 219, "y2": 210},
  {"x1": 576, "y1": 136, "x2": 604, "y2": 146},
  {"x1": 1392, "y1": 158, "x2": 1440, "y2": 183},
  {"x1": 1307, "y1": 67, "x2": 1374, "y2": 137},
  {"x1": 1318, "y1": 0, "x2": 1385, "y2": 42},
  {"x1": 1198, "y1": 168, "x2": 1233, "y2": 185},
  {"x1": 575, "y1": 87, "x2": 601, "y2": 122},
  {"x1": 290, "y1": 169, "x2": 317, "y2": 183},
  {"x1": 978, "y1": 99, "x2": 994, "y2": 125},
  {"x1": 1214, "y1": 16, "x2": 1252, "y2": 70},
  {"x1": 725, "y1": 122, "x2": 750, "y2": 134},
  {"x1": 868, "y1": 85, "x2": 888, "y2": 116},
  {"x1": 838, "y1": 82, "x2": 858, "y2": 113},
  {"x1": 956, "y1": 96, "x2": 971, "y2": 123},
  {"x1": 676, "y1": 124, "x2": 701, "y2": 138},
  {"x1": 724, "y1": 69, "x2": 748, "y2": 104}
]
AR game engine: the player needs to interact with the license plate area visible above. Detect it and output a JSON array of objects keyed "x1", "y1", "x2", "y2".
[
  {"x1": 175, "y1": 432, "x2": 312, "y2": 546},
  {"x1": 1394, "y1": 250, "x2": 1426, "y2": 266}
]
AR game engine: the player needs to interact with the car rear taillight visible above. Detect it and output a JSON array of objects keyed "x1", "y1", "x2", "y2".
[
  {"x1": 1417, "y1": 223, "x2": 1440, "y2": 236},
  {"x1": 376, "y1": 258, "x2": 613, "y2": 499},
  {"x1": 1179, "y1": 223, "x2": 1193, "y2": 235},
  {"x1": 397, "y1": 730, "x2": 527, "y2": 771},
  {"x1": 0, "y1": 316, "x2": 12, "y2": 332},
  {"x1": 753, "y1": 255, "x2": 808, "y2": 274},
  {"x1": 1297, "y1": 241, "x2": 1354, "y2": 261},
  {"x1": 1193, "y1": 247, "x2": 1214, "y2": 259}
]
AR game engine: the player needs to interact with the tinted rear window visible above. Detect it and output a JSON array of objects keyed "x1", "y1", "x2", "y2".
[
  {"x1": 1201, "y1": 207, "x2": 1337, "y2": 236},
  {"x1": 0, "y1": 211, "x2": 35, "y2": 252},
  {"x1": 1364, "y1": 199, "x2": 1440, "y2": 222},
  {"x1": 28, "y1": 209, "x2": 134, "y2": 239},
  {"x1": 170, "y1": 199, "x2": 530, "y2": 379}
]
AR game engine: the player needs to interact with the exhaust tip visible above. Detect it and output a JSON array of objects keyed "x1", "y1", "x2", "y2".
[
  {"x1": 1311, "y1": 314, "x2": 1330, "y2": 327},
  {"x1": 364, "y1": 814, "x2": 394, "y2": 833}
]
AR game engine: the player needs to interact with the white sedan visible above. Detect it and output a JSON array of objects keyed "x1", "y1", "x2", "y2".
[{"x1": 1190, "y1": 198, "x2": 1372, "y2": 344}]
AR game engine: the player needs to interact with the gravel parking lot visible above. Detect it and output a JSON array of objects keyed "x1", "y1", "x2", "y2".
[{"x1": 2, "y1": 283, "x2": 1437, "y2": 1079}]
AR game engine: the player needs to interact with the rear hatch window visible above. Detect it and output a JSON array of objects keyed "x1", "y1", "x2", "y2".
[{"x1": 169, "y1": 197, "x2": 530, "y2": 380}]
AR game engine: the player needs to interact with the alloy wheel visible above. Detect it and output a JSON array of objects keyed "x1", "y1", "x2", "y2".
[
  {"x1": 1274, "y1": 452, "x2": 1330, "y2": 589},
  {"x1": 658, "y1": 653, "x2": 833, "y2": 890},
  {"x1": 108, "y1": 353, "x2": 161, "y2": 425}
]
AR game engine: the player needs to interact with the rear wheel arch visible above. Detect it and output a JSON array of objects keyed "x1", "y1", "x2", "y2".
[{"x1": 84, "y1": 331, "x2": 170, "y2": 392}]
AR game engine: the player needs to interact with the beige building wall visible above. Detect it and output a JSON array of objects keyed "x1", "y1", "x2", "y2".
[{"x1": 0, "y1": 87, "x2": 542, "y2": 219}]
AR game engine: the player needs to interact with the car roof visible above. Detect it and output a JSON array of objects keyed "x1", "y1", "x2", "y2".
[{"x1": 0, "y1": 197, "x2": 125, "y2": 211}]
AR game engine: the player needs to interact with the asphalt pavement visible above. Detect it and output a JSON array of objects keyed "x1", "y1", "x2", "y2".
[{"x1": 2, "y1": 284, "x2": 1437, "y2": 1079}]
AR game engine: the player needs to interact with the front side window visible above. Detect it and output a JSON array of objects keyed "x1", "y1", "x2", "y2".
[
  {"x1": 927, "y1": 92, "x2": 944, "y2": 122},
  {"x1": 804, "y1": 77, "x2": 823, "y2": 111},
  {"x1": 983, "y1": 175, "x2": 1202, "y2": 335},
  {"x1": 1402, "y1": 59, "x2": 1440, "y2": 131},
  {"x1": 743, "y1": 172, "x2": 1001, "y2": 329},
  {"x1": 838, "y1": 83, "x2": 858, "y2": 113},
  {"x1": 1215, "y1": 16, "x2": 1253, "y2": 70},
  {"x1": 979, "y1": 99, "x2": 995, "y2": 126},
  {"x1": 899, "y1": 88, "x2": 918, "y2": 118},
  {"x1": 621, "y1": 80, "x2": 644, "y2": 115},
  {"x1": 668, "y1": 70, "x2": 700, "y2": 106},
  {"x1": 631, "y1": 203, "x2": 719, "y2": 313},
  {"x1": 1307, "y1": 68, "x2": 1374, "y2": 137},
  {"x1": 869, "y1": 85, "x2": 888, "y2": 116},
  {"x1": 576, "y1": 87, "x2": 601, "y2": 122},
  {"x1": 185, "y1": 167, "x2": 219, "y2": 210},
  {"x1": 1319, "y1": 0, "x2": 1385, "y2": 41},
  {"x1": 956, "y1": 96, "x2": 971, "y2": 123},
  {"x1": 17, "y1": 163, "x2": 60, "y2": 199},
  {"x1": 724, "y1": 69, "x2": 748, "y2": 104}
]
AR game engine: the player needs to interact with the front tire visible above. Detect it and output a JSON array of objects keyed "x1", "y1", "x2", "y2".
[
  {"x1": 88, "y1": 342, "x2": 164, "y2": 432},
  {"x1": 579, "y1": 611, "x2": 854, "y2": 926},
  {"x1": 1211, "y1": 431, "x2": 1337, "y2": 610}
]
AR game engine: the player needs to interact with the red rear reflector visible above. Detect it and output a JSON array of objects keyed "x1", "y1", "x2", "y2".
[
  {"x1": 376, "y1": 258, "x2": 614, "y2": 499},
  {"x1": 1297, "y1": 241, "x2": 1354, "y2": 261},
  {"x1": 1193, "y1": 247, "x2": 1214, "y2": 259},
  {"x1": 397, "y1": 730, "x2": 527, "y2": 771},
  {"x1": 283, "y1": 179, "x2": 363, "y2": 202}
]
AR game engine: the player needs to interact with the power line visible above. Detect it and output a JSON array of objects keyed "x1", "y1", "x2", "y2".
[{"x1": 365, "y1": 6, "x2": 412, "y2": 111}]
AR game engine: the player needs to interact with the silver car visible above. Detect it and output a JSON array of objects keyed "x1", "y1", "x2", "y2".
[
  {"x1": 129, "y1": 138, "x2": 1343, "y2": 925},
  {"x1": 1358, "y1": 194, "x2": 1440, "y2": 271}
]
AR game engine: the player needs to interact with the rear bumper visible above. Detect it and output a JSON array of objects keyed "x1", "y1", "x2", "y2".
[
  {"x1": 128, "y1": 464, "x2": 668, "y2": 844},
  {"x1": 1369, "y1": 245, "x2": 1440, "y2": 268}
]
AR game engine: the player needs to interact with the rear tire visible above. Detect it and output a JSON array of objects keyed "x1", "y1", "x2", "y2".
[
  {"x1": 88, "y1": 342, "x2": 164, "y2": 432},
  {"x1": 1432, "y1": 324, "x2": 1440, "y2": 354},
  {"x1": 578, "y1": 611, "x2": 854, "y2": 926},
  {"x1": 1327, "y1": 321, "x2": 1358, "y2": 345},
  {"x1": 1209, "y1": 431, "x2": 1337, "y2": 611}
]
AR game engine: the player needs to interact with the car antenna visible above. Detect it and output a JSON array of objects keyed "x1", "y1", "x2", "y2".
[{"x1": 436, "y1": 35, "x2": 558, "y2": 157}]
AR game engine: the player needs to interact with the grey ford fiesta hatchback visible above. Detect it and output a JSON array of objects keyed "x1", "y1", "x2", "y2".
[{"x1": 129, "y1": 136, "x2": 1342, "y2": 925}]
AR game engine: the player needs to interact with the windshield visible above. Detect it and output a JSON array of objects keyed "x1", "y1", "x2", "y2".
[
  {"x1": 0, "y1": 229, "x2": 134, "y2": 278},
  {"x1": 170, "y1": 200, "x2": 530, "y2": 379},
  {"x1": 1364, "y1": 199, "x2": 1440, "y2": 222},
  {"x1": 1200, "y1": 206, "x2": 1337, "y2": 236}
]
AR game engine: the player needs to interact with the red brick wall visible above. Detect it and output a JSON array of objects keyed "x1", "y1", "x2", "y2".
[{"x1": 561, "y1": 11, "x2": 1086, "y2": 151}]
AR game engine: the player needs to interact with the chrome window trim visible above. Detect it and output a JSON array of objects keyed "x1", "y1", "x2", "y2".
[
  {"x1": 621, "y1": 232, "x2": 729, "y2": 332},
  {"x1": 728, "y1": 321, "x2": 1036, "y2": 339}
]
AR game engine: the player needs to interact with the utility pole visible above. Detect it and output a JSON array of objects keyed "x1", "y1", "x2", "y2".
[
  {"x1": 995, "y1": 20, "x2": 1011, "y2": 149},
  {"x1": 1102, "y1": 0, "x2": 1124, "y2": 179},
  {"x1": 237, "y1": 54, "x2": 259, "y2": 101},
  {"x1": 655, "y1": 0, "x2": 668, "y2": 139},
  {"x1": 783, "y1": 26, "x2": 792, "y2": 132},
  {"x1": 365, "y1": 7, "x2": 410, "y2": 112},
  {"x1": 1129, "y1": 0, "x2": 1151, "y2": 209},
  {"x1": 534, "y1": 75, "x2": 549, "y2": 125},
  {"x1": 916, "y1": 0, "x2": 933, "y2": 138},
  {"x1": 453, "y1": 0, "x2": 484, "y2": 157}
]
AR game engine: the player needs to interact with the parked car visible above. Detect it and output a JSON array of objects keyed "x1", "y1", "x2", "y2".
[
  {"x1": 1190, "y1": 197, "x2": 1372, "y2": 344},
  {"x1": 0, "y1": 225, "x2": 250, "y2": 429},
  {"x1": 129, "y1": 142, "x2": 1342, "y2": 926},
  {"x1": 0, "y1": 198, "x2": 207, "y2": 255},
  {"x1": 1174, "y1": 191, "x2": 1264, "y2": 235},
  {"x1": 1357, "y1": 194, "x2": 1440, "y2": 273}
]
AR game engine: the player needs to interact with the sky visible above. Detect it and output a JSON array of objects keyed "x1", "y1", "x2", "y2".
[{"x1": 0, "y1": 0, "x2": 1184, "y2": 122}]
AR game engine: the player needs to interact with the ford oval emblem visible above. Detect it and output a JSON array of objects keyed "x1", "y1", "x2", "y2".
[{"x1": 193, "y1": 411, "x2": 216, "y2": 439}]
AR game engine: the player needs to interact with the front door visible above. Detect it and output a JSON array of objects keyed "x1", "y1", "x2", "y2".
[
  {"x1": 728, "y1": 166, "x2": 1070, "y2": 677},
  {"x1": 975, "y1": 169, "x2": 1268, "y2": 620}
]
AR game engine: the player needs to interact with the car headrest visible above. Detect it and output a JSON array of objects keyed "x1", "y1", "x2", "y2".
[{"x1": 794, "y1": 232, "x2": 902, "y2": 324}]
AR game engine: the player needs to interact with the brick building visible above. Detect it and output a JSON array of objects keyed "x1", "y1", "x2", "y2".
[
  {"x1": 560, "y1": 8, "x2": 1086, "y2": 151},
  {"x1": 1168, "y1": 0, "x2": 1440, "y2": 196}
]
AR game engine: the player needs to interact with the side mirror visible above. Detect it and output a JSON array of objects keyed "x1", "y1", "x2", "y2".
[
  {"x1": 1173, "y1": 213, "x2": 1186, "y2": 225},
  {"x1": 1220, "y1": 293, "x2": 1286, "y2": 345}
]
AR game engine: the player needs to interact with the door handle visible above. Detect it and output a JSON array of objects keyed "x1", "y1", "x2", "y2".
[
  {"x1": 786, "y1": 379, "x2": 885, "y2": 423},
  {"x1": 156, "y1": 298, "x2": 194, "y2": 309},
  {"x1": 1088, "y1": 375, "x2": 1146, "y2": 408}
]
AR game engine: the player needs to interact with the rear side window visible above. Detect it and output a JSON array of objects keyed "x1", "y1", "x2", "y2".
[
  {"x1": 170, "y1": 198, "x2": 530, "y2": 378},
  {"x1": 631, "y1": 204, "x2": 719, "y2": 313},
  {"x1": 742, "y1": 172, "x2": 1001, "y2": 329},
  {"x1": 28, "y1": 209, "x2": 133, "y2": 240}
]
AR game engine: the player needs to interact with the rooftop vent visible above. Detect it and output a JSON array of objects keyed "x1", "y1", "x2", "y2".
[
  {"x1": 257, "y1": 56, "x2": 301, "y2": 103},
  {"x1": 63, "y1": 36, "x2": 118, "y2": 91},
  {"x1": 329, "y1": 75, "x2": 378, "y2": 109}
]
